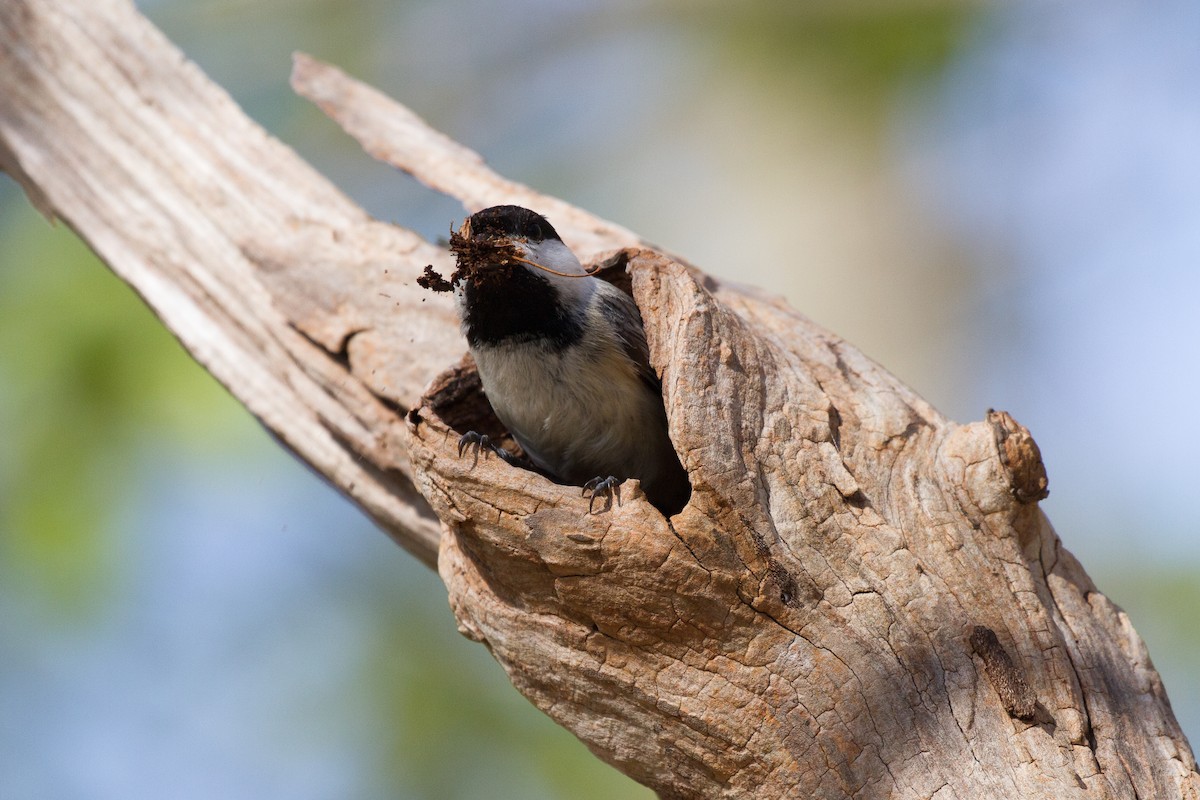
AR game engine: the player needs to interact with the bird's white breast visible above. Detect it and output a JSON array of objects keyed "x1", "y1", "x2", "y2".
[{"x1": 470, "y1": 283, "x2": 669, "y2": 486}]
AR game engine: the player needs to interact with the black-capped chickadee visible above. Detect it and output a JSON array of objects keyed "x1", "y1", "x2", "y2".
[{"x1": 445, "y1": 205, "x2": 690, "y2": 516}]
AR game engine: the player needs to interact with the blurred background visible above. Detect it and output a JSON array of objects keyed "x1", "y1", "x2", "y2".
[{"x1": 2, "y1": 0, "x2": 1197, "y2": 797}]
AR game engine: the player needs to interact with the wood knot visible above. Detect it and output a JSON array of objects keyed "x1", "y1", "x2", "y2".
[
  {"x1": 987, "y1": 409, "x2": 1049, "y2": 504},
  {"x1": 970, "y1": 625, "x2": 1037, "y2": 720}
]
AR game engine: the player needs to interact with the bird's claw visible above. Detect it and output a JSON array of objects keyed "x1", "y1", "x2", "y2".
[
  {"x1": 457, "y1": 431, "x2": 503, "y2": 465},
  {"x1": 582, "y1": 475, "x2": 621, "y2": 513}
]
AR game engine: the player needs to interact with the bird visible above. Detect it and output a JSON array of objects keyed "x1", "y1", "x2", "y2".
[{"x1": 447, "y1": 204, "x2": 690, "y2": 516}]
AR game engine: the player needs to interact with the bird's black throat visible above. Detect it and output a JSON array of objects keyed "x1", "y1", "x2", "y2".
[{"x1": 463, "y1": 264, "x2": 583, "y2": 350}]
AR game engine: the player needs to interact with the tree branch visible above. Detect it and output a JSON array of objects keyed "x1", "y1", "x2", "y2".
[{"x1": 1, "y1": 1, "x2": 1196, "y2": 797}]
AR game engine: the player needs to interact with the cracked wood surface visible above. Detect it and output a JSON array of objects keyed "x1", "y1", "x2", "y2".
[{"x1": 1, "y1": 1, "x2": 1196, "y2": 797}]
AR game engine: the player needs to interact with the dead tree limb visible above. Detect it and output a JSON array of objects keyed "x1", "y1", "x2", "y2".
[{"x1": 1, "y1": 1, "x2": 1196, "y2": 797}]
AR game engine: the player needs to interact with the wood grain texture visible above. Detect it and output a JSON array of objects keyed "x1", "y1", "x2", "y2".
[
  {"x1": 0, "y1": 0, "x2": 457, "y2": 565},
  {"x1": 1, "y1": 1, "x2": 1196, "y2": 797},
  {"x1": 411, "y1": 250, "x2": 1199, "y2": 798}
]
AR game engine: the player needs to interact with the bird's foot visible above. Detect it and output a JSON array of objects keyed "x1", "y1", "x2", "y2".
[
  {"x1": 582, "y1": 475, "x2": 622, "y2": 513},
  {"x1": 457, "y1": 431, "x2": 515, "y2": 466}
]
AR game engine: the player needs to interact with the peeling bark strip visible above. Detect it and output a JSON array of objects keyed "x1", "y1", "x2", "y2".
[
  {"x1": 970, "y1": 626, "x2": 1038, "y2": 720},
  {"x1": 1, "y1": 2, "x2": 1198, "y2": 798}
]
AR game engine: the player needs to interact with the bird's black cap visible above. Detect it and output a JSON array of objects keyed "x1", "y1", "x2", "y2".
[
  {"x1": 456, "y1": 206, "x2": 579, "y2": 350},
  {"x1": 468, "y1": 205, "x2": 562, "y2": 243}
]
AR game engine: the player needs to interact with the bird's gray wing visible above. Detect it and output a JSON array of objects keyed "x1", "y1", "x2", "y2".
[{"x1": 595, "y1": 285, "x2": 662, "y2": 392}]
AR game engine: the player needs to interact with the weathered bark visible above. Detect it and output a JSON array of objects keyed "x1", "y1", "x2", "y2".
[{"x1": 1, "y1": 1, "x2": 1195, "y2": 798}]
